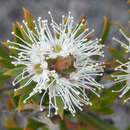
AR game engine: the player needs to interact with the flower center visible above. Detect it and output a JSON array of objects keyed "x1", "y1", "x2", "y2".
[
  {"x1": 47, "y1": 54, "x2": 76, "y2": 78},
  {"x1": 34, "y1": 63, "x2": 43, "y2": 74},
  {"x1": 52, "y1": 44, "x2": 62, "y2": 53}
]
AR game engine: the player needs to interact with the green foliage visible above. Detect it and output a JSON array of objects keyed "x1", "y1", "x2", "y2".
[
  {"x1": 4, "y1": 67, "x2": 24, "y2": 76},
  {"x1": 0, "y1": 58, "x2": 14, "y2": 69},
  {"x1": 60, "y1": 120, "x2": 67, "y2": 130},
  {"x1": 0, "y1": 45, "x2": 10, "y2": 59},
  {"x1": 11, "y1": 94, "x2": 20, "y2": 107},
  {"x1": 89, "y1": 84, "x2": 119, "y2": 115},
  {"x1": 24, "y1": 118, "x2": 49, "y2": 130},
  {"x1": 0, "y1": 69, "x2": 10, "y2": 88},
  {"x1": 7, "y1": 128, "x2": 23, "y2": 130},
  {"x1": 56, "y1": 97, "x2": 64, "y2": 119},
  {"x1": 23, "y1": 8, "x2": 36, "y2": 34},
  {"x1": 77, "y1": 112, "x2": 119, "y2": 130},
  {"x1": 106, "y1": 46, "x2": 126, "y2": 62},
  {"x1": 16, "y1": 22, "x2": 33, "y2": 44},
  {"x1": 126, "y1": 125, "x2": 130, "y2": 130},
  {"x1": 112, "y1": 21, "x2": 130, "y2": 37},
  {"x1": 74, "y1": 21, "x2": 88, "y2": 39},
  {"x1": 100, "y1": 16, "x2": 110, "y2": 44},
  {"x1": 15, "y1": 79, "x2": 39, "y2": 112},
  {"x1": 13, "y1": 24, "x2": 24, "y2": 44},
  {"x1": 2, "y1": 41, "x2": 16, "y2": 55}
]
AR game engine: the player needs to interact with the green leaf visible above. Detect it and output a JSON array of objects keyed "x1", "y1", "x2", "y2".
[
  {"x1": 79, "y1": 127, "x2": 88, "y2": 130},
  {"x1": 0, "y1": 45, "x2": 10, "y2": 59},
  {"x1": 18, "y1": 83, "x2": 34, "y2": 112},
  {"x1": 4, "y1": 67, "x2": 24, "y2": 76},
  {"x1": 100, "y1": 87, "x2": 119, "y2": 107},
  {"x1": 100, "y1": 16, "x2": 110, "y2": 44},
  {"x1": 121, "y1": 88, "x2": 130, "y2": 102},
  {"x1": 0, "y1": 69, "x2": 10, "y2": 88},
  {"x1": 112, "y1": 21, "x2": 130, "y2": 37},
  {"x1": 7, "y1": 128, "x2": 22, "y2": 130},
  {"x1": 89, "y1": 83, "x2": 121, "y2": 114},
  {"x1": 2, "y1": 42, "x2": 16, "y2": 55},
  {"x1": 96, "y1": 107, "x2": 114, "y2": 115},
  {"x1": 56, "y1": 97, "x2": 64, "y2": 119},
  {"x1": 13, "y1": 24, "x2": 24, "y2": 44},
  {"x1": 9, "y1": 89, "x2": 20, "y2": 107},
  {"x1": 14, "y1": 78, "x2": 39, "y2": 112},
  {"x1": 77, "y1": 112, "x2": 119, "y2": 130},
  {"x1": 60, "y1": 120, "x2": 67, "y2": 130},
  {"x1": 106, "y1": 46, "x2": 126, "y2": 62},
  {"x1": 74, "y1": 22, "x2": 87, "y2": 38},
  {"x1": 12, "y1": 95, "x2": 19, "y2": 107},
  {"x1": 23, "y1": 8, "x2": 36, "y2": 34},
  {"x1": 16, "y1": 22, "x2": 33, "y2": 44},
  {"x1": 24, "y1": 118, "x2": 49, "y2": 130},
  {"x1": 0, "y1": 57, "x2": 14, "y2": 69}
]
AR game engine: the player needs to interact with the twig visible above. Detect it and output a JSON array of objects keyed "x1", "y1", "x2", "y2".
[
  {"x1": 32, "y1": 112, "x2": 57, "y2": 128},
  {"x1": 0, "y1": 104, "x2": 56, "y2": 128}
]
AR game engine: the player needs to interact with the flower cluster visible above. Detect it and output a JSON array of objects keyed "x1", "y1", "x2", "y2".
[
  {"x1": 8, "y1": 12, "x2": 104, "y2": 116},
  {"x1": 112, "y1": 29, "x2": 130, "y2": 102}
]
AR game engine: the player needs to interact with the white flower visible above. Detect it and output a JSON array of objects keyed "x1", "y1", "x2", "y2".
[
  {"x1": 112, "y1": 29, "x2": 130, "y2": 52},
  {"x1": 112, "y1": 60, "x2": 130, "y2": 102},
  {"x1": 112, "y1": 29, "x2": 130, "y2": 102},
  {"x1": 8, "y1": 12, "x2": 104, "y2": 116}
]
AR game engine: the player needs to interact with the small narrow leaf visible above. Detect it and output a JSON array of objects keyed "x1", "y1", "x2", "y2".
[
  {"x1": 0, "y1": 45, "x2": 10, "y2": 59},
  {"x1": 16, "y1": 22, "x2": 33, "y2": 44},
  {"x1": 2, "y1": 42, "x2": 16, "y2": 55},
  {"x1": 112, "y1": 21, "x2": 130, "y2": 36},
  {"x1": 74, "y1": 22, "x2": 87, "y2": 38},
  {"x1": 13, "y1": 24, "x2": 24, "y2": 44},
  {"x1": 96, "y1": 107, "x2": 114, "y2": 115},
  {"x1": 4, "y1": 67, "x2": 24, "y2": 76},
  {"x1": 100, "y1": 16, "x2": 110, "y2": 44},
  {"x1": 56, "y1": 97, "x2": 64, "y2": 119},
  {"x1": 78, "y1": 14, "x2": 86, "y2": 25},
  {"x1": 89, "y1": 83, "x2": 121, "y2": 114},
  {"x1": 7, "y1": 128, "x2": 22, "y2": 130},
  {"x1": 15, "y1": 80, "x2": 38, "y2": 112},
  {"x1": 77, "y1": 112, "x2": 118, "y2": 130},
  {"x1": 0, "y1": 69, "x2": 10, "y2": 88},
  {"x1": 0, "y1": 57, "x2": 14, "y2": 69},
  {"x1": 106, "y1": 46, "x2": 126, "y2": 62},
  {"x1": 23, "y1": 8, "x2": 36, "y2": 33}
]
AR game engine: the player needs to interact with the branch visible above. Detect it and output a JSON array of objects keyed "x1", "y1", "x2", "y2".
[{"x1": 32, "y1": 112, "x2": 57, "y2": 128}]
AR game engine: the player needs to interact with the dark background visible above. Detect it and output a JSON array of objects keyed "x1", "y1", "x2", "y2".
[{"x1": 0, "y1": 0, "x2": 130, "y2": 130}]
